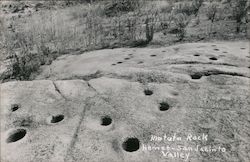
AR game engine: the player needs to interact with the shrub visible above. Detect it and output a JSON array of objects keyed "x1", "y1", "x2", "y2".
[
  {"x1": 206, "y1": 2, "x2": 218, "y2": 23},
  {"x1": 173, "y1": 13, "x2": 190, "y2": 41}
]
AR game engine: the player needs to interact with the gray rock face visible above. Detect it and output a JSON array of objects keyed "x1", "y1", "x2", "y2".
[{"x1": 1, "y1": 41, "x2": 250, "y2": 162}]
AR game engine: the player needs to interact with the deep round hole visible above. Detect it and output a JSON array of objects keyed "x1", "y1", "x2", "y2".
[
  {"x1": 194, "y1": 54, "x2": 200, "y2": 56},
  {"x1": 117, "y1": 61, "x2": 123, "y2": 64},
  {"x1": 150, "y1": 54, "x2": 156, "y2": 57},
  {"x1": 137, "y1": 61, "x2": 143, "y2": 64},
  {"x1": 214, "y1": 49, "x2": 219, "y2": 51},
  {"x1": 122, "y1": 137, "x2": 140, "y2": 152},
  {"x1": 191, "y1": 73, "x2": 202, "y2": 80},
  {"x1": 11, "y1": 104, "x2": 20, "y2": 112},
  {"x1": 144, "y1": 89, "x2": 153, "y2": 96},
  {"x1": 124, "y1": 58, "x2": 130, "y2": 60},
  {"x1": 50, "y1": 115, "x2": 64, "y2": 123},
  {"x1": 209, "y1": 57, "x2": 218, "y2": 61},
  {"x1": 101, "y1": 116, "x2": 112, "y2": 126},
  {"x1": 6, "y1": 129, "x2": 26, "y2": 143},
  {"x1": 112, "y1": 64, "x2": 116, "y2": 66},
  {"x1": 159, "y1": 102, "x2": 170, "y2": 111},
  {"x1": 241, "y1": 48, "x2": 246, "y2": 50}
]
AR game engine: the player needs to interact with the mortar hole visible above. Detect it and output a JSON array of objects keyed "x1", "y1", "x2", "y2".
[
  {"x1": 159, "y1": 102, "x2": 170, "y2": 111},
  {"x1": 122, "y1": 137, "x2": 140, "y2": 152},
  {"x1": 214, "y1": 49, "x2": 219, "y2": 51},
  {"x1": 117, "y1": 61, "x2": 123, "y2": 64},
  {"x1": 150, "y1": 54, "x2": 157, "y2": 57},
  {"x1": 137, "y1": 61, "x2": 143, "y2": 64},
  {"x1": 209, "y1": 57, "x2": 218, "y2": 61},
  {"x1": 112, "y1": 64, "x2": 116, "y2": 66},
  {"x1": 241, "y1": 48, "x2": 246, "y2": 50},
  {"x1": 101, "y1": 116, "x2": 112, "y2": 126},
  {"x1": 50, "y1": 115, "x2": 64, "y2": 123},
  {"x1": 191, "y1": 73, "x2": 202, "y2": 79},
  {"x1": 6, "y1": 129, "x2": 26, "y2": 143},
  {"x1": 11, "y1": 104, "x2": 20, "y2": 112},
  {"x1": 194, "y1": 54, "x2": 200, "y2": 56},
  {"x1": 144, "y1": 89, "x2": 153, "y2": 96},
  {"x1": 124, "y1": 58, "x2": 130, "y2": 60}
]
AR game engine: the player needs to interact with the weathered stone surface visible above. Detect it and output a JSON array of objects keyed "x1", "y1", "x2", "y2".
[{"x1": 1, "y1": 41, "x2": 250, "y2": 162}]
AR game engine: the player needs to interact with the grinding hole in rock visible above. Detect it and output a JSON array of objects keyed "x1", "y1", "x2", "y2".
[
  {"x1": 101, "y1": 116, "x2": 112, "y2": 126},
  {"x1": 194, "y1": 54, "x2": 200, "y2": 56},
  {"x1": 144, "y1": 89, "x2": 153, "y2": 96},
  {"x1": 122, "y1": 137, "x2": 140, "y2": 152},
  {"x1": 50, "y1": 115, "x2": 64, "y2": 123},
  {"x1": 11, "y1": 104, "x2": 20, "y2": 112},
  {"x1": 191, "y1": 73, "x2": 202, "y2": 80},
  {"x1": 124, "y1": 58, "x2": 130, "y2": 60},
  {"x1": 137, "y1": 61, "x2": 143, "y2": 64},
  {"x1": 112, "y1": 64, "x2": 116, "y2": 66},
  {"x1": 214, "y1": 49, "x2": 219, "y2": 51},
  {"x1": 6, "y1": 129, "x2": 26, "y2": 143},
  {"x1": 150, "y1": 54, "x2": 156, "y2": 57},
  {"x1": 117, "y1": 61, "x2": 123, "y2": 64},
  {"x1": 209, "y1": 57, "x2": 218, "y2": 61},
  {"x1": 159, "y1": 102, "x2": 170, "y2": 111}
]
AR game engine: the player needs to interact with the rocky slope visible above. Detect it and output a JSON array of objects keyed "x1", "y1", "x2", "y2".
[{"x1": 1, "y1": 41, "x2": 250, "y2": 162}]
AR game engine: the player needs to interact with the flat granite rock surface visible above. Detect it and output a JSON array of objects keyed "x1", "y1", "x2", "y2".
[{"x1": 1, "y1": 41, "x2": 250, "y2": 162}]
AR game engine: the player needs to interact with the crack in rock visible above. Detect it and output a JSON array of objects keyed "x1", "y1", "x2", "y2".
[{"x1": 52, "y1": 81, "x2": 68, "y2": 100}]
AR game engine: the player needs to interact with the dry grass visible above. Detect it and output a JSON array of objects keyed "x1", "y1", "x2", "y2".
[{"x1": 0, "y1": 0, "x2": 249, "y2": 81}]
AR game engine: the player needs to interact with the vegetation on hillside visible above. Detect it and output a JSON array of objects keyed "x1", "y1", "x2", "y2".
[{"x1": 0, "y1": 0, "x2": 249, "y2": 82}]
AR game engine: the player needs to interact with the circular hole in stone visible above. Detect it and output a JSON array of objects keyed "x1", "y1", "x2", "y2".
[
  {"x1": 241, "y1": 48, "x2": 246, "y2": 50},
  {"x1": 214, "y1": 49, "x2": 219, "y2": 51},
  {"x1": 101, "y1": 116, "x2": 112, "y2": 126},
  {"x1": 6, "y1": 129, "x2": 26, "y2": 143},
  {"x1": 194, "y1": 54, "x2": 200, "y2": 56},
  {"x1": 11, "y1": 104, "x2": 20, "y2": 112},
  {"x1": 223, "y1": 51, "x2": 228, "y2": 53},
  {"x1": 117, "y1": 61, "x2": 123, "y2": 64},
  {"x1": 159, "y1": 102, "x2": 170, "y2": 111},
  {"x1": 162, "y1": 50, "x2": 166, "y2": 52},
  {"x1": 50, "y1": 115, "x2": 64, "y2": 123},
  {"x1": 144, "y1": 89, "x2": 153, "y2": 96},
  {"x1": 190, "y1": 73, "x2": 202, "y2": 80},
  {"x1": 137, "y1": 61, "x2": 143, "y2": 64},
  {"x1": 128, "y1": 54, "x2": 133, "y2": 56},
  {"x1": 122, "y1": 137, "x2": 140, "y2": 152},
  {"x1": 209, "y1": 57, "x2": 218, "y2": 61},
  {"x1": 112, "y1": 64, "x2": 116, "y2": 66},
  {"x1": 124, "y1": 58, "x2": 130, "y2": 60},
  {"x1": 150, "y1": 54, "x2": 157, "y2": 57},
  {"x1": 211, "y1": 45, "x2": 216, "y2": 47}
]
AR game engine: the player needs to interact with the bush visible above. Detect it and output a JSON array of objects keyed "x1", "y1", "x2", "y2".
[
  {"x1": 206, "y1": 2, "x2": 218, "y2": 23},
  {"x1": 104, "y1": 0, "x2": 141, "y2": 17},
  {"x1": 173, "y1": 13, "x2": 190, "y2": 41}
]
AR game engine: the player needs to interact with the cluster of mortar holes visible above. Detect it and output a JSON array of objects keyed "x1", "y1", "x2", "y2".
[
  {"x1": 50, "y1": 115, "x2": 64, "y2": 123},
  {"x1": 122, "y1": 137, "x2": 140, "y2": 152},
  {"x1": 6, "y1": 129, "x2": 26, "y2": 143},
  {"x1": 209, "y1": 57, "x2": 218, "y2": 61},
  {"x1": 159, "y1": 102, "x2": 170, "y2": 111},
  {"x1": 150, "y1": 54, "x2": 157, "y2": 57},
  {"x1": 100, "y1": 116, "x2": 112, "y2": 126},
  {"x1": 191, "y1": 73, "x2": 202, "y2": 80},
  {"x1": 144, "y1": 89, "x2": 153, "y2": 96},
  {"x1": 194, "y1": 54, "x2": 200, "y2": 57},
  {"x1": 11, "y1": 104, "x2": 20, "y2": 112}
]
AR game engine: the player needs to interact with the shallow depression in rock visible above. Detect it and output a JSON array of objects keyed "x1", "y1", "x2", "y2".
[
  {"x1": 50, "y1": 115, "x2": 64, "y2": 123},
  {"x1": 6, "y1": 129, "x2": 27, "y2": 143},
  {"x1": 100, "y1": 116, "x2": 112, "y2": 126},
  {"x1": 122, "y1": 137, "x2": 140, "y2": 152}
]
